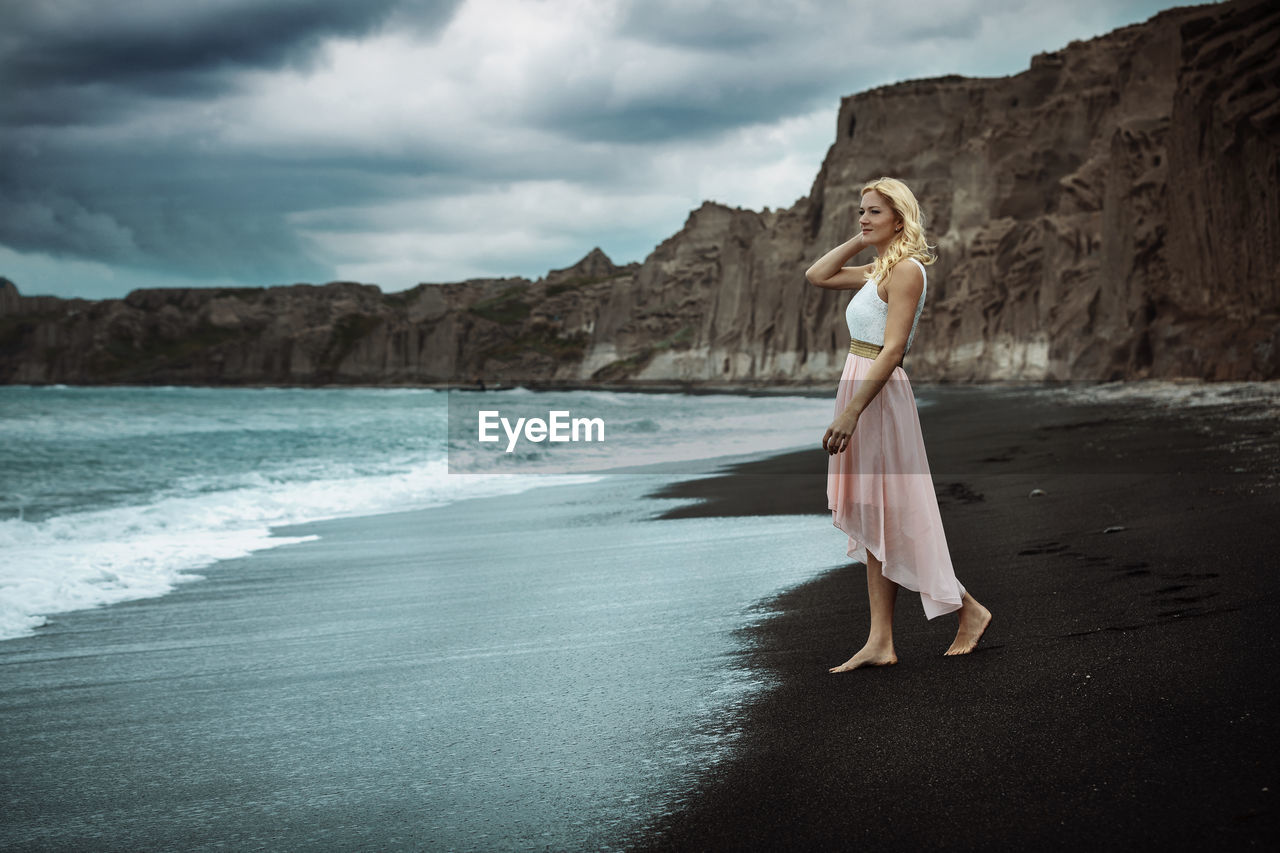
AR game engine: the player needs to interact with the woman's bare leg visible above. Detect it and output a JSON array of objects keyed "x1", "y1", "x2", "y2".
[
  {"x1": 829, "y1": 550, "x2": 899, "y2": 672},
  {"x1": 944, "y1": 590, "x2": 992, "y2": 655}
]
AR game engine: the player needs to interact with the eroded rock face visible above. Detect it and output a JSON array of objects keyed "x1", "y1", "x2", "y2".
[
  {"x1": 790, "y1": 0, "x2": 1277, "y2": 382},
  {"x1": 1, "y1": 0, "x2": 1275, "y2": 386},
  {"x1": 618, "y1": 0, "x2": 1278, "y2": 383},
  {"x1": 0, "y1": 257, "x2": 642, "y2": 385}
]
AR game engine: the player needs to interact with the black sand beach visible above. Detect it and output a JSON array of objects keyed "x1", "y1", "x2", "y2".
[
  {"x1": 641, "y1": 383, "x2": 1280, "y2": 850},
  {"x1": 2, "y1": 383, "x2": 1277, "y2": 851}
]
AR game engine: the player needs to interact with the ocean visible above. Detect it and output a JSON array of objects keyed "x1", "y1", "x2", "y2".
[
  {"x1": 0, "y1": 384, "x2": 858, "y2": 642},
  {"x1": 0, "y1": 382, "x2": 900, "y2": 849}
]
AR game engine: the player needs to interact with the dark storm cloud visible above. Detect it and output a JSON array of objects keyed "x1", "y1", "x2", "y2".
[
  {"x1": 617, "y1": 0, "x2": 799, "y2": 51},
  {"x1": 0, "y1": 104, "x2": 568, "y2": 285},
  {"x1": 519, "y1": 0, "x2": 842, "y2": 143},
  {"x1": 0, "y1": 0, "x2": 462, "y2": 125},
  {"x1": 545, "y1": 82, "x2": 831, "y2": 144},
  {"x1": 526, "y1": 0, "x2": 987, "y2": 144},
  {"x1": 620, "y1": 0, "x2": 986, "y2": 51},
  {"x1": 0, "y1": 0, "x2": 463, "y2": 283},
  {"x1": 0, "y1": 150, "x2": 334, "y2": 283}
]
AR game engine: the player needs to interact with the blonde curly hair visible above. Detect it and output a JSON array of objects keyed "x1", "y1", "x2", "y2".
[{"x1": 860, "y1": 177, "x2": 937, "y2": 285}]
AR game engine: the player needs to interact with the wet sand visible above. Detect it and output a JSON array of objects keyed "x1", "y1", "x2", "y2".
[{"x1": 639, "y1": 383, "x2": 1280, "y2": 850}]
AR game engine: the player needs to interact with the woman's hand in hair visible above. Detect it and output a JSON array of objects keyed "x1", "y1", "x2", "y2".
[{"x1": 805, "y1": 232, "x2": 870, "y2": 289}]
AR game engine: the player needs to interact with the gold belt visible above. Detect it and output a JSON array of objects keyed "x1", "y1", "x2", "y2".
[
  {"x1": 848, "y1": 338, "x2": 883, "y2": 358},
  {"x1": 848, "y1": 338, "x2": 904, "y2": 366}
]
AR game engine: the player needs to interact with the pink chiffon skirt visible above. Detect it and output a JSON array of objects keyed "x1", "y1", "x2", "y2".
[{"x1": 827, "y1": 353, "x2": 966, "y2": 620}]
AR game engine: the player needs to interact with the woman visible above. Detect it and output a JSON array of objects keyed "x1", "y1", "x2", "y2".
[{"x1": 806, "y1": 177, "x2": 992, "y2": 673}]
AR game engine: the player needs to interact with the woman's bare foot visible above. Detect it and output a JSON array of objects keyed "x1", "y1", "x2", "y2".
[
  {"x1": 829, "y1": 642, "x2": 898, "y2": 673},
  {"x1": 944, "y1": 592, "x2": 992, "y2": 655}
]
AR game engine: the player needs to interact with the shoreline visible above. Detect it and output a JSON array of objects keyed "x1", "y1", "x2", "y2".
[
  {"x1": 8, "y1": 378, "x2": 1278, "y2": 400},
  {"x1": 5, "y1": 378, "x2": 835, "y2": 394},
  {"x1": 635, "y1": 383, "x2": 1280, "y2": 849}
]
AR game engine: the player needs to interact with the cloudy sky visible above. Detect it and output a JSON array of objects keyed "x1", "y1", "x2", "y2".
[{"x1": 1, "y1": 0, "x2": 1196, "y2": 299}]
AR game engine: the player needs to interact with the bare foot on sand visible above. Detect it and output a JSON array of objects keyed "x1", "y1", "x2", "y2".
[
  {"x1": 944, "y1": 593, "x2": 992, "y2": 655},
  {"x1": 829, "y1": 643, "x2": 898, "y2": 673}
]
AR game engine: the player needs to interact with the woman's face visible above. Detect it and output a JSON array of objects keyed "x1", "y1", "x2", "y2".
[{"x1": 859, "y1": 191, "x2": 900, "y2": 242}]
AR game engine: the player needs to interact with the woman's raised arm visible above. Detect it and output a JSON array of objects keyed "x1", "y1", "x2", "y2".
[{"x1": 805, "y1": 233, "x2": 870, "y2": 290}]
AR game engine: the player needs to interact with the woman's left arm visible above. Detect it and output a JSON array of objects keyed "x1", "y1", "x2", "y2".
[{"x1": 822, "y1": 262, "x2": 925, "y2": 454}]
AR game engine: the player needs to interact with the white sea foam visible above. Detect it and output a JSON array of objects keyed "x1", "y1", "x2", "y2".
[
  {"x1": 0, "y1": 459, "x2": 599, "y2": 641},
  {"x1": 1024, "y1": 380, "x2": 1280, "y2": 420}
]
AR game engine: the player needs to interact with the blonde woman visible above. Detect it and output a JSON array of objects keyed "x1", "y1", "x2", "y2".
[{"x1": 806, "y1": 177, "x2": 992, "y2": 673}]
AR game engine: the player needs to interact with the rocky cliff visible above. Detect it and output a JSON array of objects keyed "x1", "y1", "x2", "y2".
[
  {"x1": 0, "y1": 250, "x2": 639, "y2": 385},
  {"x1": 2, "y1": 0, "x2": 1275, "y2": 386}
]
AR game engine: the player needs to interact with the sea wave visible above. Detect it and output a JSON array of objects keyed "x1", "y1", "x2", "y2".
[
  {"x1": 0, "y1": 459, "x2": 599, "y2": 641},
  {"x1": 0, "y1": 385, "x2": 869, "y2": 643}
]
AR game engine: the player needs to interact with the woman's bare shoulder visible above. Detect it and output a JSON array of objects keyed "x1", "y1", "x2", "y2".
[{"x1": 884, "y1": 258, "x2": 924, "y2": 300}]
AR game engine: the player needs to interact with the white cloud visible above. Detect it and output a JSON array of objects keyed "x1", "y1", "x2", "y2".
[
  {"x1": 283, "y1": 104, "x2": 837, "y2": 291},
  {"x1": 290, "y1": 177, "x2": 695, "y2": 288}
]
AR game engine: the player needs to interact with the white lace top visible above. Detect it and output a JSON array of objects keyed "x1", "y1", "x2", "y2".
[{"x1": 844, "y1": 257, "x2": 928, "y2": 354}]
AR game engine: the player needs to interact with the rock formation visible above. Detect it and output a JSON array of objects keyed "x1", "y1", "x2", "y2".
[
  {"x1": 0, "y1": 252, "x2": 639, "y2": 385},
  {"x1": 2, "y1": 0, "x2": 1275, "y2": 386}
]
